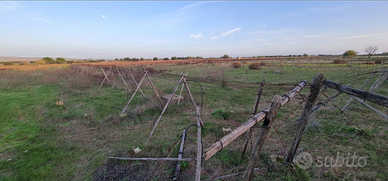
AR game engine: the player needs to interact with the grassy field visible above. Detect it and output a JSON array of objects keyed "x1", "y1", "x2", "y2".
[{"x1": 0, "y1": 60, "x2": 387, "y2": 181}]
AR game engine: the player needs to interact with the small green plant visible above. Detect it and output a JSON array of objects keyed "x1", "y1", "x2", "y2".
[
  {"x1": 211, "y1": 109, "x2": 231, "y2": 120},
  {"x1": 179, "y1": 161, "x2": 188, "y2": 170}
]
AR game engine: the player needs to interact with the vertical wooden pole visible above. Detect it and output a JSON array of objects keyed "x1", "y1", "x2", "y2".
[
  {"x1": 128, "y1": 68, "x2": 147, "y2": 99},
  {"x1": 120, "y1": 71, "x2": 148, "y2": 116},
  {"x1": 145, "y1": 74, "x2": 185, "y2": 146},
  {"x1": 243, "y1": 95, "x2": 282, "y2": 181},
  {"x1": 242, "y1": 78, "x2": 266, "y2": 155},
  {"x1": 285, "y1": 74, "x2": 324, "y2": 164}
]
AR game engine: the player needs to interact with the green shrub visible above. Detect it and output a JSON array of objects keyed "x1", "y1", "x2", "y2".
[
  {"x1": 211, "y1": 109, "x2": 231, "y2": 120},
  {"x1": 3, "y1": 62, "x2": 14, "y2": 65}
]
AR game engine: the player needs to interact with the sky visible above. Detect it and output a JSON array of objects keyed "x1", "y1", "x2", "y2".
[{"x1": 0, "y1": 1, "x2": 388, "y2": 59}]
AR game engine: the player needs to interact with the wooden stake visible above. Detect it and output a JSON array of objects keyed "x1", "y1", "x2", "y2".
[
  {"x1": 183, "y1": 77, "x2": 204, "y2": 127},
  {"x1": 177, "y1": 72, "x2": 188, "y2": 105},
  {"x1": 145, "y1": 74, "x2": 185, "y2": 146},
  {"x1": 128, "y1": 68, "x2": 147, "y2": 99},
  {"x1": 242, "y1": 78, "x2": 266, "y2": 155},
  {"x1": 173, "y1": 130, "x2": 187, "y2": 181},
  {"x1": 244, "y1": 95, "x2": 282, "y2": 181},
  {"x1": 285, "y1": 74, "x2": 324, "y2": 164},
  {"x1": 120, "y1": 71, "x2": 148, "y2": 116},
  {"x1": 204, "y1": 80, "x2": 307, "y2": 160}
]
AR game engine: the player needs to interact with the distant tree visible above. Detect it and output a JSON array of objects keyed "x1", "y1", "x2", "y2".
[
  {"x1": 343, "y1": 50, "x2": 357, "y2": 58},
  {"x1": 55, "y1": 57, "x2": 66, "y2": 64},
  {"x1": 153, "y1": 57, "x2": 158, "y2": 61},
  {"x1": 132, "y1": 58, "x2": 139, "y2": 61},
  {"x1": 114, "y1": 58, "x2": 119, "y2": 61},
  {"x1": 303, "y1": 53, "x2": 308, "y2": 57},
  {"x1": 171, "y1": 56, "x2": 177, "y2": 60},
  {"x1": 42, "y1": 57, "x2": 54, "y2": 64},
  {"x1": 163, "y1": 57, "x2": 169, "y2": 60},
  {"x1": 140, "y1": 57, "x2": 144, "y2": 61},
  {"x1": 222, "y1": 54, "x2": 230, "y2": 59},
  {"x1": 365, "y1": 46, "x2": 378, "y2": 58},
  {"x1": 196, "y1": 56, "x2": 203, "y2": 59},
  {"x1": 124, "y1": 57, "x2": 130, "y2": 61}
]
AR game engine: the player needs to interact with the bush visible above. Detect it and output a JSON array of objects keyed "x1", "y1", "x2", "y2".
[
  {"x1": 3, "y1": 62, "x2": 14, "y2": 65},
  {"x1": 248, "y1": 63, "x2": 261, "y2": 70},
  {"x1": 333, "y1": 59, "x2": 346, "y2": 64},
  {"x1": 211, "y1": 109, "x2": 231, "y2": 120},
  {"x1": 36, "y1": 60, "x2": 46, "y2": 65},
  {"x1": 375, "y1": 60, "x2": 382, "y2": 64},
  {"x1": 231, "y1": 62, "x2": 241, "y2": 69},
  {"x1": 259, "y1": 62, "x2": 267, "y2": 66}
]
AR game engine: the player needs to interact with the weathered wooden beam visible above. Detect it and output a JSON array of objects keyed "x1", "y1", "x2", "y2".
[
  {"x1": 242, "y1": 78, "x2": 266, "y2": 155},
  {"x1": 173, "y1": 130, "x2": 187, "y2": 181},
  {"x1": 109, "y1": 157, "x2": 195, "y2": 161},
  {"x1": 98, "y1": 66, "x2": 111, "y2": 90},
  {"x1": 324, "y1": 79, "x2": 388, "y2": 108},
  {"x1": 195, "y1": 116, "x2": 202, "y2": 181},
  {"x1": 244, "y1": 95, "x2": 281, "y2": 181},
  {"x1": 353, "y1": 96, "x2": 388, "y2": 120},
  {"x1": 204, "y1": 80, "x2": 307, "y2": 160},
  {"x1": 286, "y1": 74, "x2": 324, "y2": 164}
]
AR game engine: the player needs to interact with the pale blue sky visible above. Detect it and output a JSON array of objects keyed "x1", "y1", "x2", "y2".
[{"x1": 1, "y1": 1, "x2": 387, "y2": 59}]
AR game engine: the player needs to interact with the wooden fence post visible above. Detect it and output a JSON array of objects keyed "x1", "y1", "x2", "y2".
[
  {"x1": 173, "y1": 130, "x2": 186, "y2": 181},
  {"x1": 244, "y1": 95, "x2": 282, "y2": 181},
  {"x1": 242, "y1": 78, "x2": 266, "y2": 155},
  {"x1": 285, "y1": 74, "x2": 324, "y2": 164}
]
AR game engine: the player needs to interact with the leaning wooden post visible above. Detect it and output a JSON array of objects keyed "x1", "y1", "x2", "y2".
[
  {"x1": 145, "y1": 71, "x2": 163, "y2": 107},
  {"x1": 128, "y1": 68, "x2": 147, "y2": 99},
  {"x1": 244, "y1": 95, "x2": 282, "y2": 181},
  {"x1": 183, "y1": 76, "x2": 204, "y2": 127},
  {"x1": 98, "y1": 66, "x2": 111, "y2": 90},
  {"x1": 115, "y1": 65, "x2": 132, "y2": 92},
  {"x1": 145, "y1": 74, "x2": 185, "y2": 146},
  {"x1": 242, "y1": 77, "x2": 266, "y2": 155},
  {"x1": 173, "y1": 130, "x2": 187, "y2": 181},
  {"x1": 120, "y1": 71, "x2": 148, "y2": 116},
  {"x1": 285, "y1": 73, "x2": 324, "y2": 164},
  {"x1": 177, "y1": 72, "x2": 188, "y2": 105}
]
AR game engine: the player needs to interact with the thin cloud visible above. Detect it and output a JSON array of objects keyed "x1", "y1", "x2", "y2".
[
  {"x1": 211, "y1": 27, "x2": 241, "y2": 39},
  {"x1": 0, "y1": 1, "x2": 23, "y2": 11},
  {"x1": 260, "y1": 24, "x2": 266, "y2": 29},
  {"x1": 254, "y1": 39, "x2": 266, "y2": 42},
  {"x1": 338, "y1": 33, "x2": 384, "y2": 39},
  {"x1": 189, "y1": 33, "x2": 203, "y2": 38},
  {"x1": 251, "y1": 28, "x2": 297, "y2": 34},
  {"x1": 303, "y1": 35, "x2": 322, "y2": 38}
]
